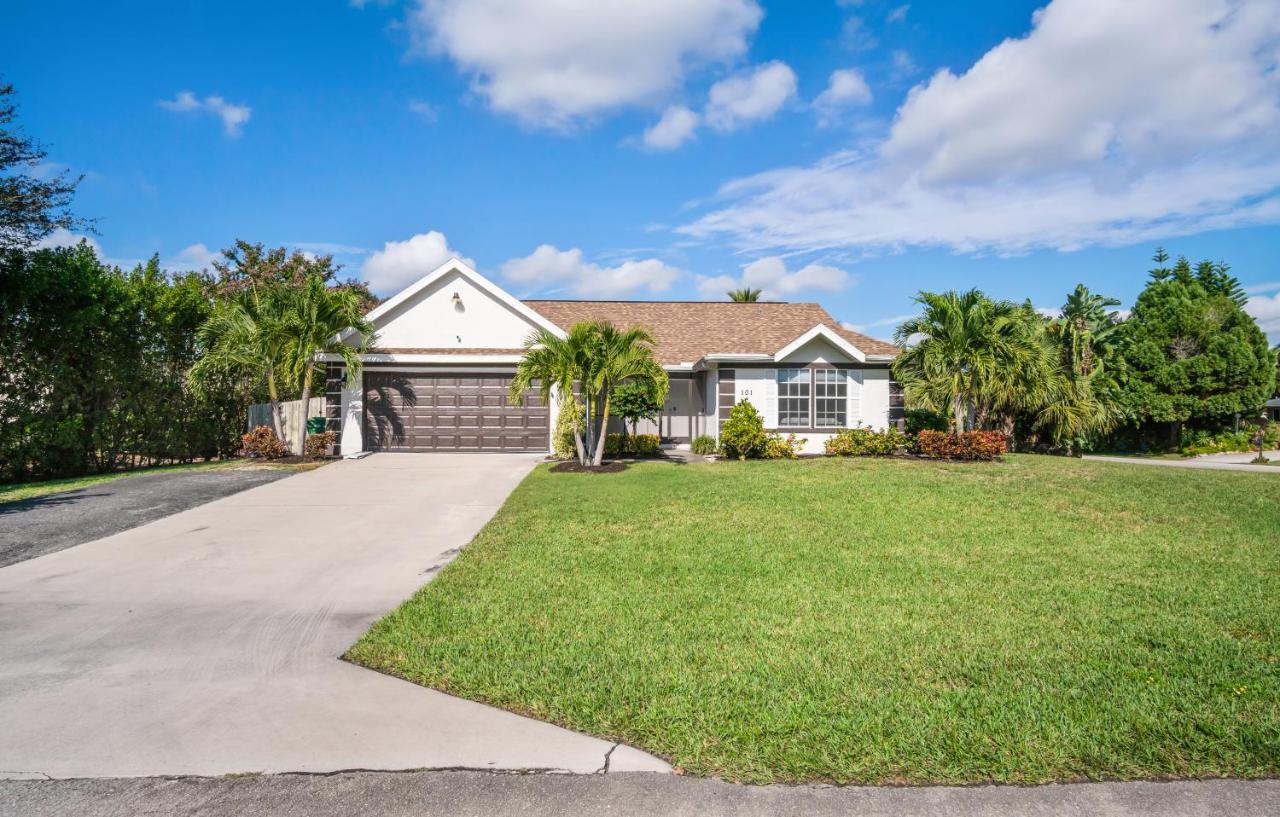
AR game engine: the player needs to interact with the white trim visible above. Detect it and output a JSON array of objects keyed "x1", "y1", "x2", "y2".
[
  {"x1": 773, "y1": 324, "x2": 867, "y2": 363},
  {"x1": 701, "y1": 353, "x2": 773, "y2": 362},
  {"x1": 343, "y1": 257, "x2": 566, "y2": 342}
]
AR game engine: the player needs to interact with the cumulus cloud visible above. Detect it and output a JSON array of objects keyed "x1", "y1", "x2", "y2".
[
  {"x1": 814, "y1": 68, "x2": 872, "y2": 125},
  {"x1": 1246, "y1": 291, "x2": 1280, "y2": 341},
  {"x1": 158, "y1": 91, "x2": 251, "y2": 137},
  {"x1": 361, "y1": 231, "x2": 475, "y2": 295},
  {"x1": 167, "y1": 243, "x2": 219, "y2": 271},
  {"x1": 643, "y1": 105, "x2": 700, "y2": 150},
  {"x1": 704, "y1": 61, "x2": 797, "y2": 131},
  {"x1": 501, "y1": 245, "x2": 681, "y2": 297},
  {"x1": 696, "y1": 256, "x2": 853, "y2": 300},
  {"x1": 408, "y1": 0, "x2": 762, "y2": 129},
  {"x1": 682, "y1": 0, "x2": 1280, "y2": 256}
]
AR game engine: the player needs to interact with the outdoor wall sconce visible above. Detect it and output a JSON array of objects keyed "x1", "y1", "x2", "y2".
[{"x1": 451, "y1": 291, "x2": 464, "y2": 311}]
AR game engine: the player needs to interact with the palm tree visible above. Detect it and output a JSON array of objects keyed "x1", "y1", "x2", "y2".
[
  {"x1": 1054, "y1": 284, "x2": 1122, "y2": 377},
  {"x1": 188, "y1": 283, "x2": 294, "y2": 440},
  {"x1": 583, "y1": 322, "x2": 668, "y2": 465},
  {"x1": 510, "y1": 321, "x2": 668, "y2": 466},
  {"x1": 728, "y1": 287, "x2": 762, "y2": 302},
  {"x1": 892, "y1": 290, "x2": 1046, "y2": 432},
  {"x1": 509, "y1": 323, "x2": 597, "y2": 465},
  {"x1": 278, "y1": 274, "x2": 376, "y2": 454}
]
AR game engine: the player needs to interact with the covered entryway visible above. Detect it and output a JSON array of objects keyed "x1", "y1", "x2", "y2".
[{"x1": 362, "y1": 371, "x2": 548, "y2": 452}]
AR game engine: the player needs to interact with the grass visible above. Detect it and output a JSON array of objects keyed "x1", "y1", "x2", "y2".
[{"x1": 347, "y1": 455, "x2": 1280, "y2": 785}]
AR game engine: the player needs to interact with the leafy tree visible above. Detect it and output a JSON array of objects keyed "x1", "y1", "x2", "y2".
[
  {"x1": 210, "y1": 240, "x2": 380, "y2": 312},
  {"x1": 1116, "y1": 252, "x2": 1274, "y2": 444},
  {"x1": 611, "y1": 380, "x2": 662, "y2": 438},
  {"x1": 892, "y1": 290, "x2": 1047, "y2": 432},
  {"x1": 728, "y1": 287, "x2": 762, "y2": 302},
  {"x1": 0, "y1": 84, "x2": 90, "y2": 248},
  {"x1": 277, "y1": 275, "x2": 376, "y2": 453}
]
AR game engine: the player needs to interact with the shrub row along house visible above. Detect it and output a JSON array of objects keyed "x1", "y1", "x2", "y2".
[{"x1": 323, "y1": 259, "x2": 902, "y2": 456}]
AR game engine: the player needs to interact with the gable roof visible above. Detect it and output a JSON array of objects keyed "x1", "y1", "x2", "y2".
[
  {"x1": 352, "y1": 257, "x2": 565, "y2": 341},
  {"x1": 523, "y1": 300, "x2": 899, "y2": 365}
]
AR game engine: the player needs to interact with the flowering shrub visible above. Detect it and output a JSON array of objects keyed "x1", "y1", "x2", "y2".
[
  {"x1": 720, "y1": 402, "x2": 768, "y2": 460},
  {"x1": 917, "y1": 430, "x2": 1007, "y2": 460},
  {"x1": 241, "y1": 425, "x2": 288, "y2": 459},
  {"x1": 764, "y1": 432, "x2": 801, "y2": 459},
  {"x1": 604, "y1": 433, "x2": 661, "y2": 457},
  {"x1": 824, "y1": 426, "x2": 911, "y2": 456},
  {"x1": 303, "y1": 430, "x2": 336, "y2": 458}
]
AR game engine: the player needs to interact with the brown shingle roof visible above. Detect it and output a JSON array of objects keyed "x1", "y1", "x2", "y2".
[
  {"x1": 369, "y1": 347, "x2": 525, "y2": 355},
  {"x1": 522, "y1": 300, "x2": 898, "y2": 365}
]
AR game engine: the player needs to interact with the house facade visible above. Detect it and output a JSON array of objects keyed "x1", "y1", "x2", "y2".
[{"x1": 323, "y1": 259, "x2": 901, "y2": 456}]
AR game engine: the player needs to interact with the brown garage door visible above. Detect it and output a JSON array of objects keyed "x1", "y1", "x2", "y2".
[{"x1": 363, "y1": 372, "x2": 548, "y2": 452}]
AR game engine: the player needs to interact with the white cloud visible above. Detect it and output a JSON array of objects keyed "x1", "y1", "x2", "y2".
[
  {"x1": 167, "y1": 243, "x2": 219, "y2": 271},
  {"x1": 683, "y1": 0, "x2": 1280, "y2": 256},
  {"x1": 1246, "y1": 292, "x2": 1280, "y2": 341},
  {"x1": 291, "y1": 241, "x2": 369, "y2": 256},
  {"x1": 361, "y1": 231, "x2": 475, "y2": 295},
  {"x1": 814, "y1": 68, "x2": 872, "y2": 125},
  {"x1": 501, "y1": 245, "x2": 681, "y2": 297},
  {"x1": 158, "y1": 91, "x2": 251, "y2": 137},
  {"x1": 704, "y1": 61, "x2": 797, "y2": 131},
  {"x1": 36, "y1": 228, "x2": 104, "y2": 256},
  {"x1": 697, "y1": 256, "x2": 853, "y2": 300},
  {"x1": 408, "y1": 0, "x2": 762, "y2": 129},
  {"x1": 643, "y1": 105, "x2": 700, "y2": 150},
  {"x1": 887, "y1": 4, "x2": 909, "y2": 23},
  {"x1": 1243, "y1": 280, "x2": 1280, "y2": 295},
  {"x1": 843, "y1": 313, "x2": 915, "y2": 333}
]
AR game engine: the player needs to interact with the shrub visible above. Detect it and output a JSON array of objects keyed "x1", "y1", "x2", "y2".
[
  {"x1": 604, "y1": 433, "x2": 661, "y2": 457},
  {"x1": 553, "y1": 398, "x2": 581, "y2": 460},
  {"x1": 303, "y1": 430, "x2": 336, "y2": 458},
  {"x1": 691, "y1": 434, "x2": 718, "y2": 455},
  {"x1": 241, "y1": 425, "x2": 288, "y2": 459},
  {"x1": 904, "y1": 407, "x2": 950, "y2": 435},
  {"x1": 764, "y1": 432, "x2": 801, "y2": 459},
  {"x1": 1179, "y1": 428, "x2": 1253, "y2": 456},
  {"x1": 917, "y1": 430, "x2": 1007, "y2": 460},
  {"x1": 824, "y1": 426, "x2": 911, "y2": 456},
  {"x1": 719, "y1": 402, "x2": 768, "y2": 460}
]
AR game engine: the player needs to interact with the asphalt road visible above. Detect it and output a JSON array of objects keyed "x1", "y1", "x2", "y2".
[
  {"x1": 2, "y1": 772, "x2": 1277, "y2": 817},
  {"x1": 0, "y1": 466, "x2": 292, "y2": 568}
]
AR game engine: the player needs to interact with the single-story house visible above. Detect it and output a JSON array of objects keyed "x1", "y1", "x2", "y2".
[
  {"x1": 1267, "y1": 397, "x2": 1280, "y2": 423},
  {"x1": 322, "y1": 259, "x2": 902, "y2": 456}
]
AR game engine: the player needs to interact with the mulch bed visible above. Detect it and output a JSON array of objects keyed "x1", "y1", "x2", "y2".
[{"x1": 550, "y1": 461, "x2": 627, "y2": 474}]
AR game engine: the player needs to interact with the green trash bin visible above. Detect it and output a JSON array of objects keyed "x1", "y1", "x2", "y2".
[{"x1": 306, "y1": 416, "x2": 326, "y2": 435}]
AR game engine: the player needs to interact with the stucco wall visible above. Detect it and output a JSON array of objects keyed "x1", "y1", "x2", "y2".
[{"x1": 372, "y1": 269, "x2": 541, "y2": 350}]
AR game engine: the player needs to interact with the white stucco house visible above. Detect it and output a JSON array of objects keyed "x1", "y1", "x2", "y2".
[{"x1": 322, "y1": 258, "x2": 902, "y2": 456}]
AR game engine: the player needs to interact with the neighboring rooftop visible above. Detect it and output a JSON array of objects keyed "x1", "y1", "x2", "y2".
[{"x1": 523, "y1": 300, "x2": 899, "y2": 365}]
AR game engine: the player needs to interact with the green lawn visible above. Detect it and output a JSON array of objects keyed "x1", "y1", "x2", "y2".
[{"x1": 347, "y1": 455, "x2": 1280, "y2": 785}]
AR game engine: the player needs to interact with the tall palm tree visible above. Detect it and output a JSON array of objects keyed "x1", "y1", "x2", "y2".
[
  {"x1": 583, "y1": 322, "x2": 668, "y2": 465},
  {"x1": 188, "y1": 283, "x2": 294, "y2": 440},
  {"x1": 278, "y1": 274, "x2": 376, "y2": 454},
  {"x1": 728, "y1": 287, "x2": 762, "y2": 302},
  {"x1": 892, "y1": 290, "x2": 1046, "y2": 432},
  {"x1": 509, "y1": 323, "x2": 597, "y2": 465}
]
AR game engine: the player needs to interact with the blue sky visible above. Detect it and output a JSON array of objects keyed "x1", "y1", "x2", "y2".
[{"x1": 8, "y1": 0, "x2": 1280, "y2": 340}]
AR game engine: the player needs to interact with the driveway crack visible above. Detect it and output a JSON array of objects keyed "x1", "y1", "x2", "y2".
[{"x1": 598, "y1": 744, "x2": 619, "y2": 774}]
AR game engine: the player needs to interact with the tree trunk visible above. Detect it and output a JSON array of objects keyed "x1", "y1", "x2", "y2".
[
  {"x1": 266, "y1": 366, "x2": 286, "y2": 442},
  {"x1": 952, "y1": 396, "x2": 965, "y2": 434},
  {"x1": 297, "y1": 380, "x2": 311, "y2": 456},
  {"x1": 592, "y1": 394, "x2": 611, "y2": 466}
]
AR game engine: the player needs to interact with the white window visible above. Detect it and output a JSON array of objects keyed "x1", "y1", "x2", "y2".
[
  {"x1": 777, "y1": 368, "x2": 810, "y2": 427},
  {"x1": 815, "y1": 369, "x2": 847, "y2": 427}
]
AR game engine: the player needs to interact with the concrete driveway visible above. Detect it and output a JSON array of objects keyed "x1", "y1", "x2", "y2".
[{"x1": 0, "y1": 454, "x2": 668, "y2": 779}]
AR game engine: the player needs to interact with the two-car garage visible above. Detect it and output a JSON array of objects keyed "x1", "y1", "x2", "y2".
[{"x1": 362, "y1": 371, "x2": 548, "y2": 452}]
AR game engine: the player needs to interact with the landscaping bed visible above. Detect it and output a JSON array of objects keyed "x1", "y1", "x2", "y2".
[{"x1": 347, "y1": 455, "x2": 1280, "y2": 785}]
